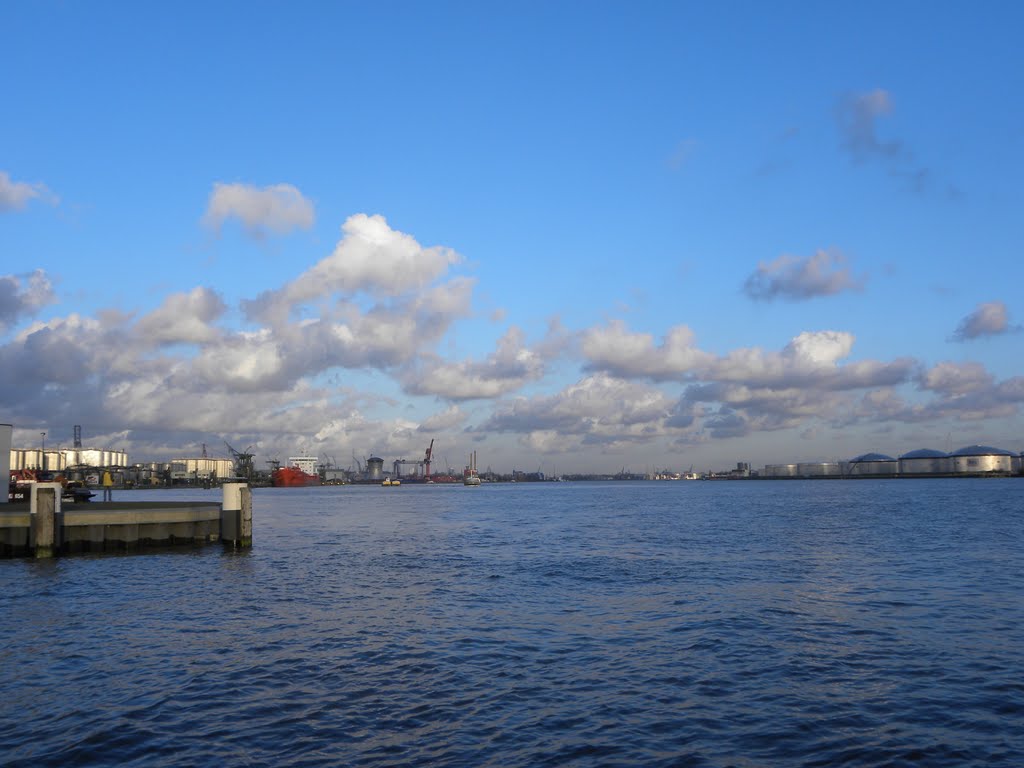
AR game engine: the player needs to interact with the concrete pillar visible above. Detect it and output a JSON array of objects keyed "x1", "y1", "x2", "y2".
[
  {"x1": 0, "y1": 424, "x2": 11, "y2": 504},
  {"x1": 221, "y1": 482, "x2": 252, "y2": 548},
  {"x1": 31, "y1": 483, "x2": 62, "y2": 557}
]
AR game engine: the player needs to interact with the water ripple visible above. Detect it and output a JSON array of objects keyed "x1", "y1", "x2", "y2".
[{"x1": 1, "y1": 480, "x2": 1022, "y2": 766}]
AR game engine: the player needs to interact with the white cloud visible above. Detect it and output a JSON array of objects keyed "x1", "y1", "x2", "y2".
[
  {"x1": 743, "y1": 249, "x2": 864, "y2": 301},
  {"x1": 203, "y1": 182, "x2": 315, "y2": 237},
  {"x1": 288, "y1": 213, "x2": 462, "y2": 300},
  {"x1": 418, "y1": 405, "x2": 466, "y2": 432},
  {"x1": 402, "y1": 326, "x2": 545, "y2": 400},
  {"x1": 135, "y1": 287, "x2": 226, "y2": 345},
  {"x1": 918, "y1": 361, "x2": 993, "y2": 396},
  {"x1": 481, "y1": 373, "x2": 679, "y2": 448},
  {"x1": 581, "y1": 321, "x2": 709, "y2": 380},
  {"x1": 0, "y1": 270, "x2": 55, "y2": 331},
  {"x1": 951, "y1": 301, "x2": 1018, "y2": 341},
  {"x1": 244, "y1": 214, "x2": 465, "y2": 325},
  {"x1": 0, "y1": 171, "x2": 57, "y2": 212}
]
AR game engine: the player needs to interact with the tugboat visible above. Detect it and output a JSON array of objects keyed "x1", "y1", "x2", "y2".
[{"x1": 463, "y1": 452, "x2": 481, "y2": 486}]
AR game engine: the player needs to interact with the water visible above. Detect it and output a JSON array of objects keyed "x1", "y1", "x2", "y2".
[{"x1": 2, "y1": 479, "x2": 1022, "y2": 766}]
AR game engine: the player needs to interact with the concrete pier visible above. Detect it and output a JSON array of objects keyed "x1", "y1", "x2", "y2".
[{"x1": 0, "y1": 484, "x2": 252, "y2": 558}]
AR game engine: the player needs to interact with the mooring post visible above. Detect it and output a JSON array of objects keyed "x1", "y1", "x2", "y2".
[
  {"x1": 30, "y1": 482, "x2": 62, "y2": 558},
  {"x1": 240, "y1": 485, "x2": 252, "y2": 548},
  {"x1": 221, "y1": 482, "x2": 252, "y2": 549}
]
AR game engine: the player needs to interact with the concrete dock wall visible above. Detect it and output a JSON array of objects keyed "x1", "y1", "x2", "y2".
[{"x1": 0, "y1": 484, "x2": 252, "y2": 557}]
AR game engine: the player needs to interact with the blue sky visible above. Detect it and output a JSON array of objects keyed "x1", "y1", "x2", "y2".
[{"x1": 2, "y1": 1, "x2": 1022, "y2": 473}]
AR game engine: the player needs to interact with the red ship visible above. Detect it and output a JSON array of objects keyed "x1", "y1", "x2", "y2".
[{"x1": 271, "y1": 466, "x2": 321, "y2": 487}]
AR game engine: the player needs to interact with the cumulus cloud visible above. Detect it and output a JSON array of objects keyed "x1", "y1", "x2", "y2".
[
  {"x1": 581, "y1": 321, "x2": 709, "y2": 380},
  {"x1": 402, "y1": 326, "x2": 545, "y2": 400},
  {"x1": 0, "y1": 171, "x2": 57, "y2": 212},
  {"x1": 743, "y1": 249, "x2": 864, "y2": 302},
  {"x1": 706, "y1": 330, "x2": 915, "y2": 391},
  {"x1": 244, "y1": 214, "x2": 464, "y2": 325},
  {"x1": 918, "y1": 361, "x2": 993, "y2": 396},
  {"x1": 951, "y1": 301, "x2": 1018, "y2": 341},
  {"x1": 0, "y1": 270, "x2": 56, "y2": 331},
  {"x1": 418, "y1": 405, "x2": 466, "y2": 432},
  {"x1": 571, "y1": 321, "x2": 918, "y2": 443},
  {"x1": 480, "y1": 373, "x2": 679, "y2": 450},
  {"x1": 135, "y1": 287, "x2": 226, "y2": 345},
  {"x1": 203, "y1": 182, "x2": 315, "y2": 237}
]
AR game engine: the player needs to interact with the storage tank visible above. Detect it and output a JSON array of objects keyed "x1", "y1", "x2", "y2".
[
  {"x1": 898, "y1": 448, "x2": 950, "y2": 475},
  {"x1": 366, "y1": 456, "x2": 384, "y2": 481},
  {"x1": 797, "y1": 462, "x2": 845, "y2": 477},
  {"x1": 80, "y1": 448, "x2": 104, "y2": 467},
  {"x1": 21, "y1": 449, "x2": 43, "y2": 470},
  {"x1": 950, "y1": 445, "x2": 1015, "y2": 474},
  {"x1": 763, "y1": 463, "x2": 799, "y2": 478},
  {"x1": 42, "y1": 450, "x2": 65, "y2": 471},
  {"x1": 848, "y1": 453, "x2": 898, "y2": 477}
]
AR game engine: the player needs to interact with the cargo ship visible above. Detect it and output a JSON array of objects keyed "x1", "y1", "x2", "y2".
[
  {"x1": 271, "y1": 456, "x2": 321, "y2": 487},
  {"x1": 271, "y1": 466, "x2": 321, "y2": 486}
]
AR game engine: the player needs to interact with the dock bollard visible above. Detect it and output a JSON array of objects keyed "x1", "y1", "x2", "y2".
[
  {"x1": 221, "y1": 483, "x2": 252, "y2": 549},
  {"x1": 30, "y1": 482, "x2": 63, "y2": 558}
]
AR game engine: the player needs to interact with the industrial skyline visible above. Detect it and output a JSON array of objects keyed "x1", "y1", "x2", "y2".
[{"x1": 2, "y1": 3, "x2": 1022, "y2": 473}]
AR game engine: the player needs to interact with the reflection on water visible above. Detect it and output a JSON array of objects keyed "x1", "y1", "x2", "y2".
[{"x1": 1, "y1": 479, "x2": 1022, "y2": 766}]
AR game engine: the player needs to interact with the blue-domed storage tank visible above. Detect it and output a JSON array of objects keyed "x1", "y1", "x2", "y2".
[
  {"x1": 950, "y1": 445, "x2": 1015, "y2": 474},
  {"x1": 898, "y1": 448, "x2": 950, "y2": 475},
  {"x1": 848, "y1": 452, "x2": 898, "y2": 476}
]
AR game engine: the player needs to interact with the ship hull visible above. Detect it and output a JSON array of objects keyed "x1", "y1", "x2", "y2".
[{"x1": 271, "y1": 468, "x2": 321, "y2": 487}]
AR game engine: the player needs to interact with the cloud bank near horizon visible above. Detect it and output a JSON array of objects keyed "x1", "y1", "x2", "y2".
[{"x1": 2, "y1": 202, "x2": 1021, "y2": 467}]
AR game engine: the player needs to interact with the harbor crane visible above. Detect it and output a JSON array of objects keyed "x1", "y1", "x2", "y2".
[
  {"x1": 225, "y1": 442, "x2": 256, "y2": 481},
  {"x1": 391, "y1": 439, "x2": 436, "y2": 481}
]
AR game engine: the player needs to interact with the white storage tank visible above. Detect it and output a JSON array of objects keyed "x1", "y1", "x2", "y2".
[
  {"x1": 79, "y1": 448, "x2": 104, "y2": 467},
  {"x1": 848, "y1": 453, "x2": 898, "y2": 476},
  {"x1": 797, "y1": 462, "x2": 845, "y2": 477},
  {"x1": 950, "y1": 445, "x2": 1015, "y2": 474},
  {"x1": 899, "y1": 449, "x2": 950, "y2": 475},
  {"x1": 764, "y1": 463, "x2": 799, "y2": 478}
]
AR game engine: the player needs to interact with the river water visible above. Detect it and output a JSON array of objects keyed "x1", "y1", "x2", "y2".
[{"x1": 1, "y1": 479, "x2": 1022, "y2": 766}]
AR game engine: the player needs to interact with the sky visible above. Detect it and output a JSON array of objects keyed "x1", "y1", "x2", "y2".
[{"x1": 2, "y1": 1, "x2": 1023, "y2": 474}]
